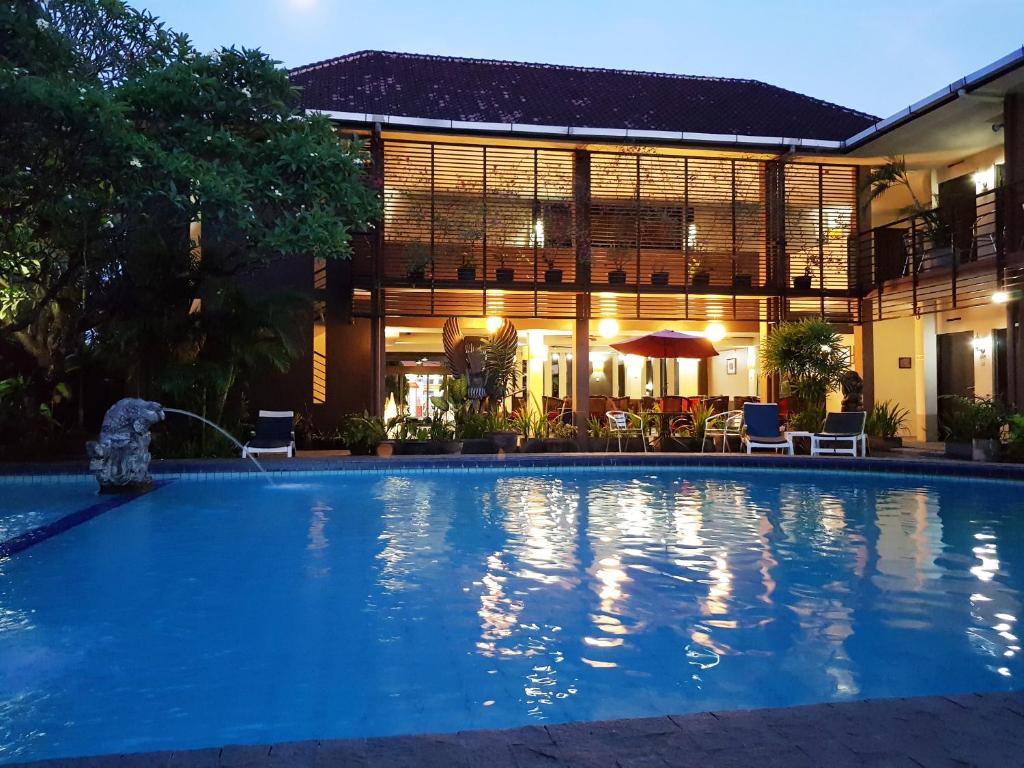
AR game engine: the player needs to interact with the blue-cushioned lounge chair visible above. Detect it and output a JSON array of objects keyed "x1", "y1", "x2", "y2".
[
  {"x1": 742, "y1": 402, "x2": 793, "y2": 455},
  {"x1": 810, "y1": 411, "x2": 867, "y2": 457},
  {"x1": 242, "y1": 410, "x2": 296, "y2": 458}
]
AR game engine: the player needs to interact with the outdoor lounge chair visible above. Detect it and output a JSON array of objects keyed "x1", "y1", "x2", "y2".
[
  {"x1": 742, "y1": 403, "x2": 793, "y2": 455},
  {"x1": 242, "y1": 410, "x2": 296, "y2": 458},
  {"x1": 606, "y1": 410, "x2": 648, "y2": 453},
  {"x1": 810, "y1": 411, "x2": 867, "y2": 457},
  {"x1": 701, "y1": 409, "x2": 744, "y2": 453}
]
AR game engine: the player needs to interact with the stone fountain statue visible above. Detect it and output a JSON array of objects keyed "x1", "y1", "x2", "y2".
[{"x1": 86, "y1": 398, "x2": 165, "y2": 493}]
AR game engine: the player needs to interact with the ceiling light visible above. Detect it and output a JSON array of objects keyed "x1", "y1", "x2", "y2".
[
  {"x1": 704, "y1": 322, "x2": 726, "y2": 343},
  {"x1": 486, "y1": 316, "x2": 504, "y2": 334},
  {"x1": 992, "y1": 290, "x2": 1010, "y2": 305},
  {"x1": 598, "y1": 318, "x2": 619, "y2": 338}
]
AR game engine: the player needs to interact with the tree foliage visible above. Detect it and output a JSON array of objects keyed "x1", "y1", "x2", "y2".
[
  {"x1": 760, "y1": 318, "x2": 848, "y2": 411},
  {"x1": 0, "y1": 0, "x2": 379, "y2": 452}
]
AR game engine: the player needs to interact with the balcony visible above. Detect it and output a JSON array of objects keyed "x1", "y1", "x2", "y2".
[{"x1": 856, "y1": 181, "x2": 1024, "y2": 320}]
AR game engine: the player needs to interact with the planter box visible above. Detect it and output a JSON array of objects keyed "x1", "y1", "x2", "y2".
[
  {"x1": 542, "y1": 438, "x2": 578, "y2": 453},
  {"x1": 521, "y1": 438, "x2": 546, "y2": 453},
  {"x1": 944, "y1": 441, "x2": 972, "y2": 460},
  {"x1": 608, "y1": 270, "x2": 627, "y2": 284},
  {"x1": 394, "y1": 439, "x2": 463, "y2": 455},
  {"x1": 651, "y1": 271, "x2": 669, "y2": 285},
  {"x1": 457, "y1": 266, "x2": 476, "y2": 281},
  {"x1": 867, "y1": 436, "x2": 902, "y2": 453},
  {"x1": 460, "y1": 437, "x2": 496, "y2": 454},
  {"x1": 544, "y1": 269, "x2": 563, "y2": 284},
  {"x1": 489, "y1": 431, "x2": 519, "y2": 453},
  {"x1": 494, "y1": 267, "x2": 515, "y2": 283},
  {"x1": 375, "y1": 441, "x2": 394, "y2": 458},
  {"x1": 793, "y1": 275, "x2": 812, "y2": 290}
]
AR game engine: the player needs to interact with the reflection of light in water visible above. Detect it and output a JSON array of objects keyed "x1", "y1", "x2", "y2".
[
  {"x1": 971, "y1": 542, "x2": 999, "y2": 581},
  {"x1": 702, "y1": 551, "x2": 731, "y2": 616},
  {"x1": 307, "y1": 503, "x2": 330, "y2": 551},
  {"x1": 476, "y1": 553, "x2": 525, "y2": 657},
  {"x1": 596, "y1": 555, "x2": 628, "y2": 614}
]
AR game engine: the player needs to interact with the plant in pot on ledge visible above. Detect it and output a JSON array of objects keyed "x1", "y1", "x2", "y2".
[
  {"x1": 457, "y1": 252, "x2": 477, "y2": 282},
  {"x1": 404, "y1": 243, "x2": 431, "y2": 282},
  {"x1": 493, "y1": 249, "x2": 517, "y2": 283},
  {"x1": 607, "y1": 249, "x2": 629, "y2": 284},
  {"x1": 687, "y1": 255, "x2": 710, "y2": 288},
  {"x1": 793, "y1": 266, "x2": 813, "y2": 291},
  {"x1": 543, "y1": 253, "x2": 562, "y2": 284},
  {"x1": 650, "y1": 263, "x2": 669, "y2": 285}
]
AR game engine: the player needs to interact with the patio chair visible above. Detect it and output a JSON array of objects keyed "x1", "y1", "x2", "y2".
[
  {"x1": 742, "y1": 403, "x2": 793, "y2": 455},
  {"x1": 606, "y1": 410, "x2": 648, "y2": 453},
  {"x1": 810, "y1": 411, "x2": 867, "y2": 457},
  {"x1": 701, "y1": 409, "x2": 744, "y2": 453},
  {"x1": 242, "y1": 410, "x2": 296, "y2": 458}
]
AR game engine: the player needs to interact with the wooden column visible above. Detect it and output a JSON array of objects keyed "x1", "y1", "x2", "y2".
[
  {"x1": 855, "y1": 165, "x2": 875, "y2": 410},
  {"x1": 368, "y1": 125, "x2": 386, "y2": 416},
  {"x1": 574, "y1": 294, "x2": 590, "y2": 450},
  {"x1": 574, "y1": 150, "x2": 592, "y2": 282},
  {"x1": 1004, "y1": 95, "x2": 1024, "y2": 408}
]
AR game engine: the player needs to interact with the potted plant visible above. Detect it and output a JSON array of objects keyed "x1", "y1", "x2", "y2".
[
  {"x1": 650, "y1": 265, "x2": 669, "y2": 285},
  {"x1": 688, "y1": 257, "x2": 710, "y2": 287},
  {"x1": 608, "y1": 250, "x2": 628, "y2": 284},
  {"x1": 404, "y1": 243, "x2": 431, "y2": 282},
  {"x1": 939, "y1": 395, "x2": 1004, "y2": 461},
  {"x1": 761, "y1": 319, "x2": 849, "y2": 453},
  {"x1": 793, "y1": 267, "x2": 812, "y2": 291},
  {"x1": 512, "y1": 410, "x2": 545, "y2": 452},
  {"x1": 543, "y1": 253, "x2": 563, "y2": 284},
  {"x1": 339, "y1": 411, "x2": 388, "y2": 455},
  {"x1": 865, "y1": 400, "x2": 909, "y2": 452},
  {"x1": 457, "y1": 252, "x2": 477, "y2": 282},
  {"x1": 485, "y1": 411, "x2": 518, "y2": 453},
  {"x1": 732, "y1": 272, "x2": 753, "y2": 289},
  {"x1": 494, "y1": 250, "x2": 516, "y2": 283}
]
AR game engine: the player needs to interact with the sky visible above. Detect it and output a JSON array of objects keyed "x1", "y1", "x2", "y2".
[{"x1": 137, "y1": 0, "x2": 1024, "y2": 119}]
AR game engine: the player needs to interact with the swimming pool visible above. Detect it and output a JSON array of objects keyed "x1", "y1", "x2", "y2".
[{"x1": 1, "y1": 466, "x2": 1022, "y2": 763}]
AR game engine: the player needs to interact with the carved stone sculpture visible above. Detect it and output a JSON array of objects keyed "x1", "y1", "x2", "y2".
[
  {"x1": 840, "y1": 370, "x2": 864, "y2": 412},
  {"x1": 86, "y1": 399, "x2": 165, "y2": 492},
  {"x1": 442, "y1": 317, "x2": 518, "y2": 409}
]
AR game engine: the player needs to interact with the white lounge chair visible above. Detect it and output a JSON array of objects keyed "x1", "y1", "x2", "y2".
[
  {"x1": 242, "y1": 410, "x2": 296, "y2": 458},
  {"x1": 742, "y1": 402, "x2": 793, "y2": 455},
  {"x1": 810, "y1": 411, "x2": 867, "y2": 457}
]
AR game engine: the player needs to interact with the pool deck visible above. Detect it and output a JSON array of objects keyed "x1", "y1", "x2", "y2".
[{"x1": 10, "y1": 691, "x2": 1024, "y2": 768}]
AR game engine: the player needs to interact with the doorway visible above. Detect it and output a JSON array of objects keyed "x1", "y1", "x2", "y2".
[{"x1": 937, "y1": 331, "x2": 975, "y2": 433}]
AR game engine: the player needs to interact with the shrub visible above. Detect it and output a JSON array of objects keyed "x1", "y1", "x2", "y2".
[{"x1": 865, "y1": 400, "x2": 910, "y2": 439}]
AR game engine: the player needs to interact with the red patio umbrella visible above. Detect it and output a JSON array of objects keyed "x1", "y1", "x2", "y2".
[{"x1": 610, "y1": 330, "x2": 719, "y2": 398}]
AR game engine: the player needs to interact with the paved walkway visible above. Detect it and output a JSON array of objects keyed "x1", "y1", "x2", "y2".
[{"x1": 15, "y1": 692, "x2": 1024, "y2": 768}]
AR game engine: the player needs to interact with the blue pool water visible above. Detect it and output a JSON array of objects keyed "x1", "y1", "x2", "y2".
[{"x1": 1, "y1": 468, "x2": 1022, "y2": 763}]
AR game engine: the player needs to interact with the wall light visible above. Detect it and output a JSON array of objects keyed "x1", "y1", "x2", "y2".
[
  {"x1": 973, "y1": 335, "x2": 992, "y2": 356},
  {"x1": 598, "y1": 318, "x2": 619, "y2": 338},
  {"x1": 486, "y1": 316, "x2": 504, "y2": 334},
  {"x1": 974, "y1": 167, "x2": 996, "y2": 195},
  {"x1": 704, "y1": 322, "x2": 726, "y2": 343},
  {"x1": 992, "y1": 290, "x2": 1010, "y2": 305},
  {"x1": 384, "y1": 327, "x2": 400, "y2": 339}
]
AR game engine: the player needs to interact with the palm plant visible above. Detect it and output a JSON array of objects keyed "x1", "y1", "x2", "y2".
[
  {"x1": 760, "y1": 318, "x2": 848, "y2": 414},
  {"x1": 865, "y1": 400, "x2": 910, "y2": 439}
]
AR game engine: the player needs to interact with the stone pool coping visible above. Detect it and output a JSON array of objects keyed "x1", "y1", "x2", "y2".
[
  {"x1": 4, "y1": 451, "x2": 1024, "y2": 483},
  {"x1": 8, "y1": 691, "x2": 1024, "y2": 768}
]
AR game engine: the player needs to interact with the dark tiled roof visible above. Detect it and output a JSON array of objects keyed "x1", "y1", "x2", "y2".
[{"x1": 289, "y1": 51, "x2": 877, "y2": 141}]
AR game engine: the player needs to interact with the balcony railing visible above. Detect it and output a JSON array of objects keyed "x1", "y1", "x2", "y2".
[{"x1": 855, "y1": 181, "x2": 1024, "y2": 320}]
